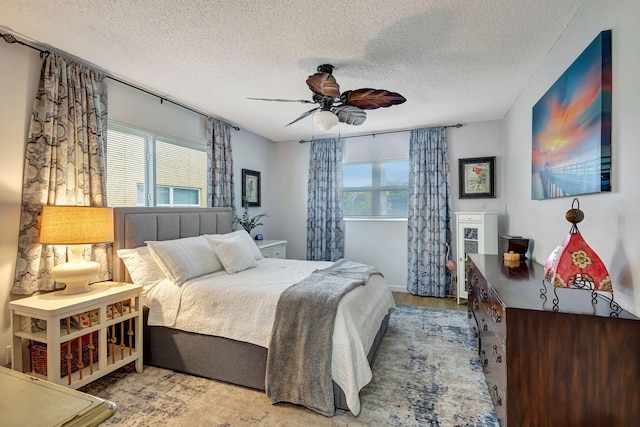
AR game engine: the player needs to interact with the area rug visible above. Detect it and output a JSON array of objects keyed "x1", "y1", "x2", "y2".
[{"x1": 80, "y1": 305, "x2": 498, "y2": 426}]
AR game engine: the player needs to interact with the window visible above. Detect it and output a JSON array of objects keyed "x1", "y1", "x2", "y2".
[
  {"x1": 136, "y1": 184, "x2": 201, "y2": 207},
  {"x1": 106, "y1": 123, "x2": 207, "y2": 207},
  {"x1": 343, "y1": 160, "x2": 409, "y2": 217}
]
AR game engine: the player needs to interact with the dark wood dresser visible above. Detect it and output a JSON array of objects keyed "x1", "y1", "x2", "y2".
[{"x1": 466, "y1": 254, "x2": 640, "y2": 427}]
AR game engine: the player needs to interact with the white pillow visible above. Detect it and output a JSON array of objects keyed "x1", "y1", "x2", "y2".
[
  {"x1": 116, "y1": 246, "x2": 166, "y2": 288},
  {"x1": 204, "y1": 230, "x2": 263, "y2": 260},
  {"x1": 146, "y1": 235, "x2": 223, "y2": 285},
  {"x1": 208, "y1": 235, "x2": 257, "y2": 274}
]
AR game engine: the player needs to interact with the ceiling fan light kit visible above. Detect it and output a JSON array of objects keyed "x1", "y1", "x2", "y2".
[
  {"x1": 313, "y1": 110, "x2": 339, "y2": 131},
  {"x1": 250, "y1": 64, "x2": 406, "y2": 131}
]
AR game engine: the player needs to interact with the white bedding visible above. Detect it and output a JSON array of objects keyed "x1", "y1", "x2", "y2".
[{"x1": 144, "y1": 258, "x2": 396, "y2": 415}]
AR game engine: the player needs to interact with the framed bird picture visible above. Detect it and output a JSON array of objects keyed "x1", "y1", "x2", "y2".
[
  {"x1": 458, "y1": 157, "x2": 496, "y2": 199},
  {"x1": 241, "y1": 169, "x2": 261, "y2": 207}
]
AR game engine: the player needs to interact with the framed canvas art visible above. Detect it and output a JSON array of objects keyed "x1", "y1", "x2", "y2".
[
  {"x1": 531, "y1": 30, "x2": 612, "y2": 200},
  {"x1": 459, "y1": 156, "x2": 496, "y2": 199},
  {"x1": 241, "y1": 169, "x2": 261, "y2": 207}
]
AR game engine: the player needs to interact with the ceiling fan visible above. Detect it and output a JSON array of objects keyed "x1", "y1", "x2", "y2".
[{"x1": 248, "y1": 64, "x2": 406, "y2": 131}]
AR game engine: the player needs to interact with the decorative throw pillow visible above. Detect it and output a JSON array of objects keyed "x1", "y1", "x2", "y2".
[
  {"x1": 146, "y1": 235, "x2": 223, "y2": 285},
  {"x1": 204, "y1": 230, "x2": 263, "y2": 260},
  {"x1": 116, "y1": 246, "x2": 166, "y2": 288},
  {"x1": 208, "y1": 235, "x2": 257, "y2": 274}
]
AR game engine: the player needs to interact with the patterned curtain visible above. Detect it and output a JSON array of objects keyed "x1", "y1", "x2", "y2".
[
  {"x1": 306, "y1": 138, "x2": 345, "y2": 261},
  {"x1": 407, "y1": 127, "x2": 452, "y2": 297},
  {"x1": 12, "y1": 53, "x2": 109, "y2": 295},
  {"x1": 206, "y1": 117, "x2": 235, "y2": 215}
]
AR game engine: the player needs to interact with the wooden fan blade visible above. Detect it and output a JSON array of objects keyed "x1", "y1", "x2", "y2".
[
  {"x1": 284, "y1": 106, "x2": 320, "y2": 127},
  {"x1": 306, "y1": 72, "x2": 340, "y2": 98},
  {"x1": 341, "y1": 89, "x2": 407, "y2": 110},
  {"x1": 332, "y1": 105, "x2": 367, "y2": 126},
  {"x1": 247, "y1": 97, "x2": 315, "y2": 104}
]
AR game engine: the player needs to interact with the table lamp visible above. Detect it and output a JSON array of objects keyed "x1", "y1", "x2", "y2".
[
  {"x1": 39, "y1": 206, "x2": 114, "y2": 294},
  {"x1": 540, "y1": 198, "x2": 619, "y2": 316}
]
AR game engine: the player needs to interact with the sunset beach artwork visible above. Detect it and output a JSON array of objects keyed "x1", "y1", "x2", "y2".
[{"x1": 531, "y1": 30, "x2": 611, "y2": 200}]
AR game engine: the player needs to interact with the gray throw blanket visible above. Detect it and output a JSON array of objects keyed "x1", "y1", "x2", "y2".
[{"x1": 265, "y1": 259, "x2": 381, "y2": 416}]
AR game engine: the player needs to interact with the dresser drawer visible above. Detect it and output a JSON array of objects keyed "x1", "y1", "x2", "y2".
[
  {"x1": 483, "y1": 287, "x2": 506, "y2": 345},
  {"x1": 467, "y1": 307, "x2": 480, "y2": 350},
  {"x1": 481, "y1": 332, "x2": 507, "y2": 426},
  {"x1": 459, "y1": 213, "x2": 483, "y2": 222}
]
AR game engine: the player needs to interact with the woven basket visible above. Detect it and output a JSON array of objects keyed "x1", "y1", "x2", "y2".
[{"x1": 30, "y1": 332, "x2": 100, "y2": 377}]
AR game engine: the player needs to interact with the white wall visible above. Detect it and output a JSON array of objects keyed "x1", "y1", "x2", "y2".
[
  {"x1": 109, "y1": 80, "x2": 206, "y2": 144},
  {"x1": 448, "y1": 120, "x2": 506, "y2": 259},
  {"x1": 270, "y1": 140, "x2": 310, "y2": 259},
  {"x1": 502, "y1": 0, "x2": 640, "y2": 315},
  {"x1": 231, "y1": 129, "x2": 277, "y2": 237},
  {"x1": 271, "y1": 120, "x2": 505, "y2": 291},
  {"x1": 0, "y1": 42, "x2": 41, "y2": 366}
]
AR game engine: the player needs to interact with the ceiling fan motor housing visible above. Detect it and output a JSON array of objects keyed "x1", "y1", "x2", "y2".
[{"x1": 317, "y1": 64, "x2": 334, "y2": 74}]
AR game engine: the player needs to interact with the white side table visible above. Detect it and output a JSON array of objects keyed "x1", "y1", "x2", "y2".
[
  {"x1": 10, "y1": 281, "x2": 143, "y2": 389},
  {"x1": 256, "y1": 239, "x2": 287, "y2": 259}
]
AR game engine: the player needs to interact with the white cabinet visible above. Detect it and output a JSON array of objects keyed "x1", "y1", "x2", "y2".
[
  {"x1": 10, "y1": 282, "x2": 143, "y2": 389},
  {"x1": 455, "y1": 212, "x2": 498, "y2": 303},
  {"x1": 257, "y1": 240, "x2": 287, "y2": 259}
]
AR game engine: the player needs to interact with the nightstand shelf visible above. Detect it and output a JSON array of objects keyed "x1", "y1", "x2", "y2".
[
  {"x1": 256, "y1": 239, "x2": 287, "y2": 259},
  {"x1": 10, "y1": 282, "x2": 143, "y2": 389}
]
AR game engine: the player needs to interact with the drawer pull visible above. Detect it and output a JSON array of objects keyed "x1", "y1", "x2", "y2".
[
  {"x1": 492, "y1": 344, "x2": 502, "y2": 363},
  {"x1": 480, "y1": 349, "x2": 488, "y2": 367},
  {"x1": 471, "y1": 325, "x2": 478, "y2": 338},
  {"x1": 473, "y1": 300, "x2": 480, "y2": 311},
  {"x1": 480, "y1": 318, "x2": 488, "y2": 331},
  {"x1": 491, "y1": 384, "x2": 503, "y2": 406},
  {"x1": 491, "y1": 306, "x2": 502, "y2": 323},
  {"x1": 480, "y1": 287, "x2": 488, "y2": 301}
]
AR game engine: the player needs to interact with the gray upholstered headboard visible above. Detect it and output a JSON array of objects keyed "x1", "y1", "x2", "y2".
[{"x1": 112, "y1": 207, "x2": 234, "y2": 282}]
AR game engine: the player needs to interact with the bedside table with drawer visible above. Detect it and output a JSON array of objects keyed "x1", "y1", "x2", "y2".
[{"x1": 256, "y1": 239, "x2": 287, "y2": 259}]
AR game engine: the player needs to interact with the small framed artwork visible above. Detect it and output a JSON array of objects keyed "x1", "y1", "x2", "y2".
[
  {"x1": 458, "y1": 156, "x2": 496, "y2": 199},
  {"x1": 241, "y1": 169, "x2": 261, "y2": 207}
]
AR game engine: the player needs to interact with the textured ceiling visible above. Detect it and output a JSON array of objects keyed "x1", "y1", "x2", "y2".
[{"x1": 2, "y1": 0, "x2": 583, "y2": 142}]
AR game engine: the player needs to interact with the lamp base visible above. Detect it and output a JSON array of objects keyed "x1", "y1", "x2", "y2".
[
  {"x1": 51, "y1": 259, "x2": 100, "y2": 295},
  {"x1": 61, "y1": 281, "x2": 92, "y2": 295}
]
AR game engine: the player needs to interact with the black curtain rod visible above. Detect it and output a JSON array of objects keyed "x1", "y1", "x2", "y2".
[
  {"x1": 1, "y1": 31, "x2": 240, "y2": 131},
  {"x1": 297, "y1": 123, "x2": 463, "y2": 143}
]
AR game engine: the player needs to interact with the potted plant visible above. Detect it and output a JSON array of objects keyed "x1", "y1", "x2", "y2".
[{"x1": 235, "y1": 197, "x2": 268, "y2": 235}]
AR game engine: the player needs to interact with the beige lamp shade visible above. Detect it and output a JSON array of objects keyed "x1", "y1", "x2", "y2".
[{"x1": 40, "y1": 206, "x2": 114, "y2": 245}]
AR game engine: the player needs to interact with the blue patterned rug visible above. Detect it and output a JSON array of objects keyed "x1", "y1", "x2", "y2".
[{"x1": 81, "y1": 304, "x2": 498, "y2": 426}]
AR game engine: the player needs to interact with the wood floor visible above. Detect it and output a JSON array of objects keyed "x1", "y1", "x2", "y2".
[{"x1": 392, "y1": 292, "x2": 466, "y2": 311}]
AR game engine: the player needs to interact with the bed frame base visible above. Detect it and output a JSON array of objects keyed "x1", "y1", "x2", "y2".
[{"x1": 143, "y1": 309, "x2": 391, "y2": 411}]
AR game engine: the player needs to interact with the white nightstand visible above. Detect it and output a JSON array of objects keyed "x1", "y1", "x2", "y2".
[
  {"x1": 256, "y1": 239, "x2": 287, "y2": 259},
  {"x1": 10, "y1": 281, "x2": 143, "y2": 389}
]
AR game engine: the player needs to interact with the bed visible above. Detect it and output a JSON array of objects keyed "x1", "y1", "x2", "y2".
[{"x1": 112, "y1": 207, "x2": 395, "y2": 416}]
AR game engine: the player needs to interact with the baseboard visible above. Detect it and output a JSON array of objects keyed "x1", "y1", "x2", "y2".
[{"x1": 388, "y1": 285, "x2": 407, "y2": 293}]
